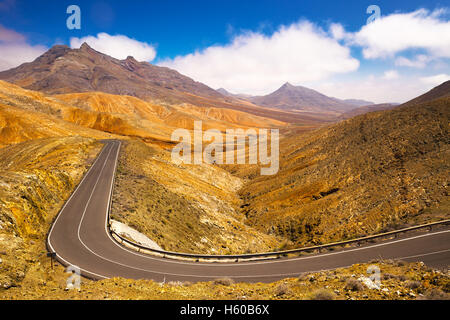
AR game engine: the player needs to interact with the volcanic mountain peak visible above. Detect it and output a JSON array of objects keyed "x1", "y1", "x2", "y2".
[
  {"x1": 0, "y1": 44, "x2": 224, "y2": 104},
  {"x1": 250, "y1": 82, "x2": 357, "y2": 113},
  {"x1": 280, "y1": 81, "x2": 295, "y2": 89},
  {"x1": 79, "y1": 42, "x2": 92, "y2": 51}
]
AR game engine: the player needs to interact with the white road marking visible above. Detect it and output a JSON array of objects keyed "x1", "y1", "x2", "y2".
[{"x1": 53, "y1": 141, "x2": 450, "y2": 280}]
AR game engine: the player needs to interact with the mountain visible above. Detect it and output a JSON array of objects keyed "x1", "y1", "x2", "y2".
[
  {"x1": 250, "y1": 82, "x2": 361, "y2": 113},
  {"x1": 236, "y1": 81, "x2": 450, "y2": 248},
  {"x1": 0, "y1": 80, "x2": 284, "y2": 149},
  {"x1": 0, "y1": 43, "x2": 225, "y2": 104},
  {"x1": 217, "y1": 88, "x2": 254, "y2": 100},
  {"x1": 342, "y1": 99, "x2": 375, "y2": 107},
  {"x1": 339, "y1": 103, "x2": 399, "y2": 119},
  {"x1": 0, "y1": 81, "x2": 112, "y2": 147},
  {"x1": 403, "y1": 80, "x2": 450, "y2": 106},
  {"x1": 0, "y1": 44, "x2": 332, "y2": 124}
]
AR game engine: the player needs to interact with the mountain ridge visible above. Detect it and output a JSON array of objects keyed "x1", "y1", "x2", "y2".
[
  {"x1": 247, "y1": 82, "x2": 373, "y2": 113},
  {"x1": 0, "y1": 43, "x2": 225, "y2": 103},
  {"x1": 0, "y1": 44, "x2": 332, "y2": 124}
]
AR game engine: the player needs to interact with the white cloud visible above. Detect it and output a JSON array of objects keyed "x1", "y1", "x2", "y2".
[
  {"x1": 395, "y1": 54, "x2": 430, "y2": 68},
  {"x1": 383, "y1": 70, "x2": 399, "y2": 79},
  {"x1": 0, "y1": 25, "x2": 47, "y2": 71},
  {"x1": 350, "y1": 9, "x2": 450, "y2": 59},
  {"x1": 70, "y1": 33, "x2": 156, "y2": 62},
  {"x1": 420, "y1": 73, "x2": 450, "y2": 86},
  {"x1": 329, "y1": 23, "x2": 347, "y2": 40},
  {"x1": 314, "y1": 72, "x2": 448, "y2": 104},
  {"x1": 159, "y1": 21, "x2": 359, "y2": 95}
]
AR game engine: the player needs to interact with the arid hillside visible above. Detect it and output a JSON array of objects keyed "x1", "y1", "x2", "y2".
[
  {"x1": 111, "y1": 140, "x2": 283, "y2": 254},
  {"x1": 0, "y1": 81, "x2": 112, "y2": 147},
  {"x1": 0, "y1": 137, "x2": 102, "y2": 289},
  {"x1": 55, "y1": 91, "x2": 285, "y2": 132},
  {"x1": 0, "y1": 80, "x2": 287, "y2": 150},
  {"x1": 238, "y1": 96, "x2": 449, "y2": 247},
  {"x1": 0, "y1": 45, "x2": 331, "y2": 125}
]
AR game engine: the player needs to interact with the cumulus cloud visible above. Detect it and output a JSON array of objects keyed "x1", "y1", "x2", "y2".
[
  {"x1": 70, "y1": 33, "x2": 156, "y2": 62},
  {"x1": 383, "y1": 70, "x2": 399, "y2": 79},
  {"x1": 315, "y1": 75, "x2": 427, "y2": 104},
  {"x1": 0, "y1": 25, "x2": 47, "y2": 71},
  {"x1": 349, "y1": 9, "x2": 450, "y2": 59},
  {"x1": 159, "y1": 21, "x2": 359, "y2": 95},
  {"x1": 420, "y1": 73, "x2": 450, "y2": 86},
  {"x1": 395, "y1": 54, "x2": 430, "y2": 68}
]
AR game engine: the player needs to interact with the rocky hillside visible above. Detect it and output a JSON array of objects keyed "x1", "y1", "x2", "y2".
[
  {"x1": 0, "y1": 137, "x2": 102, "y2": 289},
  {"x1": 0, "y1": 81, "x2": 112, "y2": 147},
  {"x1": 339, "y1": 103, "x2": 399, "y2": 120},
  {"x1": 238, "y1": 94, "x2": 449, "y2": 247},
  {"x1": 0, "y1": 45, "x2": 327, "y2": 124},
  {"x1": 111, "y1": 140, "x2": 283, "y2": 254},
  {"x1": 0, "y1": 44, "x2": 223, "y2": 103},
  {"x1": 0, "y1": 80, "x2": 285, "y2": 149},
  {"x1": 404, "y1": 80, "x2": 450, "y2": 106}
]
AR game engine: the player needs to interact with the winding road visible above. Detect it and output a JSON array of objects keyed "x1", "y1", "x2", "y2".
[{"x1": 47, "y1": 140, "x2": 450, "y2": 282}]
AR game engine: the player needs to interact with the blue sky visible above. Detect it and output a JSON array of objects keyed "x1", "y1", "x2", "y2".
[{"x1": 0, "y1": 0, "x2": 449, "y2": 102}]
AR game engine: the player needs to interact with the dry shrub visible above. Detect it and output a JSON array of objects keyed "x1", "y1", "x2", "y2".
[
  {"x1": 419, "y1": 288, "x2": 449, "y2": 300},
  {"x1": 345, "y1": 278, "x2": 364, "y2": 291},
  {"x1": 311, "y1": 288, "x2": 336, "y2": 300},
  {"x1": 298, "y1": 272, "x2": 311, "y2": 281},
  {"x1": 213, "y1": 277, "x2": 235, "y2": 286},
  {"x1": 405, "y1": 280, "x2": 421, "y2": 290},
  {"x1": 274, "y1": 283, "x2": 291, "y2": 297}
]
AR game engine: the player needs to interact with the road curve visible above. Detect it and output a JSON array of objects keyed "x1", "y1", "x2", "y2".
[{"x1": 47, "y1": 140, "x2": 450, "y2": 282}]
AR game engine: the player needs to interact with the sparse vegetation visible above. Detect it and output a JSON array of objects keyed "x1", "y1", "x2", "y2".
[
  {"x1": 110, "y1": 140, "x2": 283, "y2": 254},
  {"x1": 237, "y1": 96, "x2": 450, "y2": 248},
  {"x1": 310, "y1": 288, "x2": 336, "y2": 300},
  {"x1": 345, "y1": 278, "x2": 364, "y2": 291},
  {"x1": 1, "y1": 260, "x2": 448, "y2": 300},
  {"x1": 0, "y1": 137, "x2": 102, "y2": 293},
  {"x1": 213, "y1": 278, "x2": 235, "y2": 286},
  {"x1": 274, "y1": 283, "x2": 291, "y2": 297}
]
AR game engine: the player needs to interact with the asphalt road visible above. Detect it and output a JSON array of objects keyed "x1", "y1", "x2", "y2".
[{"x1": 47, "y1": 140, "x2": 450, "y2": 282}]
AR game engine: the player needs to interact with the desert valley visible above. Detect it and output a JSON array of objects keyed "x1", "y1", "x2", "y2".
[{"x1": 0, "y1": 41, "x2": 448, "y2": 300}]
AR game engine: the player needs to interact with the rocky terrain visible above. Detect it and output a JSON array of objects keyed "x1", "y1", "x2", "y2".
[
  {"x1": 1, "y1": 258, "x2": 448, "y2": 300},
  {"x1": 339, "y1": 103, "x2": 399, "y2": 120},
  {"x1": 236, "y1": 94, "x2": 449, "y2": 248},
  {"x1": 0, "y1": 136, "x2": 102, "y2": 292},
  {"x1": 111, "y1": 140, "x2": 283, "y2": 254},
  {"x1": 0, "y1": 44, "x2": 448, "y2": 300},
  {"x1": 0, "y1": 44, "x2": 327, "y2": 124},
  {"x1": 0, "y1": 44, "x2": 223, "y2": 103}
]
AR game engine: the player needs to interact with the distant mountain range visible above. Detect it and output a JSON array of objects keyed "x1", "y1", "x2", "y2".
[
  {"x1": 0, "y1": 44, "x2": 402, "y2": 121},
  {"x1": 219, "y1": 82, "x2": 375, "y2": 114},
  {"x1": 0, "y1": 43, "x2": 224, "y2": 104},
  {"x1": 0, "y1": 44, "x2": 337, "y2": 124},
  {"x1": 339, "y1": 103, "x2": 400, "y2": 119}
]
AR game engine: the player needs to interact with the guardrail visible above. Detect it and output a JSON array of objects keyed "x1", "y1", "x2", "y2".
[
  {"x1": 109, "y1": 215, "x2": 450, "y2": 262},
  {"x1": 106, "y1": 140, "x2": 450, "y2": 262}
]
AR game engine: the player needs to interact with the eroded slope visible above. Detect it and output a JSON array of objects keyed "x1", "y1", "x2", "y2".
[{"x1": 238, "y1": 97, "x2": 450, "y2": 247}]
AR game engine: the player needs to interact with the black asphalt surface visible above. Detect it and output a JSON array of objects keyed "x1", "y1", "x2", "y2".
[{"x1": 47, "y1": 140, "x2": 450, "y2": 282}]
